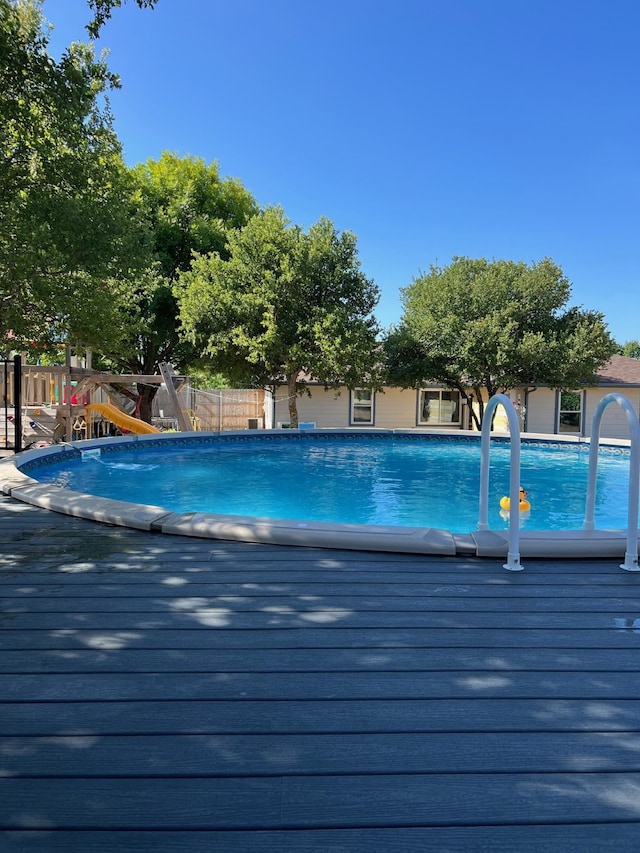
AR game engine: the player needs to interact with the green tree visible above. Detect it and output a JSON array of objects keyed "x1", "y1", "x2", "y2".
[
  {"x1": 130, "y1": 152, "x2": 259, "y2": 280},
  {"x1": 385, "y1": 257, "x2": 617, "y2": 428},
  {"x1": 1, "y1": 0, "x2": 142, "y2": 352},
  {"x1": 86, "y1": 0, "x2": 158, "y2": 38},
  {"x1": 620, "y1": 340, "x2": 640, "y2": 360},
  {"x1": 96, "y1": 153, "x2": 259, "y2": 421},
  {"x1": 176, "y1": 207, "x2": 381, "y2": 427}
]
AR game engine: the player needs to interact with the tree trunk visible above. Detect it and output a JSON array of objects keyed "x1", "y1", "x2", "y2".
[
  {"x1": 473, "y1": 385, "x2": 485, "y2": 428},
  {"x1": 454, "y1": 384, "x2": 482, "y2": 431},
  {"x1": 286, "y1": 372, "x2": 299, "y2": 428},
  {"x1": 137, "y1": 382, "x2": 158, "y2": 424}
]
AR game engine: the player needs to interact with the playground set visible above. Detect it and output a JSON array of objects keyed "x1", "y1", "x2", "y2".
[
  {"x1": 1, "y1": 355, "x2": 269, "y2": 452},
  {"x1": 1, "y1": 356, "x2": 191, "y2": 451}
]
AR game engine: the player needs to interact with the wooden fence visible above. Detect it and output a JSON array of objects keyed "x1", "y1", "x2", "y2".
[{"x1": 190, "y1": 388, "x2": 270, "y2": 431}]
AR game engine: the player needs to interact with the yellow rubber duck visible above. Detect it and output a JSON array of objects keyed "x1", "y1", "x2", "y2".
[{"x1": 500, "y1": 487, "x2": 531, "y2": 512}]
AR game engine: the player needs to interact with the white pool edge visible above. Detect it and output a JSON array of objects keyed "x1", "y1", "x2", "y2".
[{"x1": 1, "y1": 430, "x2": 637, "y2": 560}]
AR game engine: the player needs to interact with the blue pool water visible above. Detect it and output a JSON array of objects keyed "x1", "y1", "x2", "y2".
[{"x1": 24, "y1": 435, "x2": 635, "y2": 533}]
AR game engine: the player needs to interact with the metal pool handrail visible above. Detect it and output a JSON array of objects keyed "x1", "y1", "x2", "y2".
[
  {"x1": 583, "y1": 392, "x2": 640, "y2": 572},
  {"x1": 478, "y1": 394, "x2": 523, "y2": 572}
]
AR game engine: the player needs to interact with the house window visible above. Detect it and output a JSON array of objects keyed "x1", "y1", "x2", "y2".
[
  {"x1": 557, "y1": 390, "x2": 582, "y2": 433},
  {"x1": 418, "y1": 389, "x2": 461, "y2": 425},
  {"x1": 350, "y1": 389, "x2": 374, "y2": 425}
]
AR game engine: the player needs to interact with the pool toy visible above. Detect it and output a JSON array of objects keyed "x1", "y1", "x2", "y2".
[{"x1": 500, "y1": 487, "x2": 530, "y2": 512}]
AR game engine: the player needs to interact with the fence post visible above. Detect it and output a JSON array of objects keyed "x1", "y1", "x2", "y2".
[{"x1": 12, "y1": 355, "x2": 22, "y2": 453}]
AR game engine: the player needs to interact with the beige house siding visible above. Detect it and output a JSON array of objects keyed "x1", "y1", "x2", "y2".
[
  {"x1": 274, "y1": 386, "x2": 412, "y2": 429},
  {"x1": 522, "y1": 388, "x2": 557, "y2": 435},
  {"x1": 522, "y1": 386, "x2": 640, "y2": 440},
  {"x1": 274, "y1": 383, "x2": 640, "y2": 440},
  {"x1": 584, "y1": 388, "x2": 640, "y2": 439},
  {"x1": 372, "y1": 387, "x2": 419, "y2": 429},
  {"x1": 274, "y1": 386, "x2": 350, "y2": 428},
  {"x1": 274, "y1": 385, "x2": 470, "y2": 430}
]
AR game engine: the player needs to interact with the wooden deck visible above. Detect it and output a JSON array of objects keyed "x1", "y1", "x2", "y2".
[{"x1": 2, "y1": 493, "x2": 640, "y2": 851}]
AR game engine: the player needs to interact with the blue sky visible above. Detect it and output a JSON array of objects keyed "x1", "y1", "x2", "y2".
[{"x1": 43, "y1": 0, "x2": 639, "y2": 343}]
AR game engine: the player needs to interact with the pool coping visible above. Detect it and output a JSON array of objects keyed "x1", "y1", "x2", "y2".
[{"x1": 1, "y1": 429, "x2": 637, "y2": 560}]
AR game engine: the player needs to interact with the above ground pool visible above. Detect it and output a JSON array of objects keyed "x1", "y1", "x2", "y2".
[
  {"x1": 2, "y1": 430, "x2": 637, "y2": 561},
  {"x1": 17, "y1": 432, "x2": 633, "y2": 532}
]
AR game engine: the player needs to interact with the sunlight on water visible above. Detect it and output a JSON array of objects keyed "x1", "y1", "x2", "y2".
[{"x1": 29, "y1": 436, "x2": 635, "y2": 533}]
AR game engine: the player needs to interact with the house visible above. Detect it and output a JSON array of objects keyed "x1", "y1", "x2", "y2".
[
  {"x1": 520, "y1": 354, "x2": 640, "y2": 439},
  {"x1": 273, "y1": 355, "x2": 640, "y2": 440}
]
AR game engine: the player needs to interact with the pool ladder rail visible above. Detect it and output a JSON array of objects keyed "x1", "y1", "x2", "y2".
[
  {"x1": 584, "y1": 393, "x2": 639, "y2": 572},
  {"x1": 477, "y1": 394, "x2": 524, "y2": 572},
  {"x1": 477, "y1": 392, "x2": 640, "y2": 573}
]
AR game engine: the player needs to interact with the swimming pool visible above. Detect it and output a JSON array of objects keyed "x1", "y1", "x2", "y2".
[
  {"x1": 17, "y1": 432, "x2": 633, "y2": 532},
  {"x1": 2, "y1": 430, "x2": 637, "y2": 560}
]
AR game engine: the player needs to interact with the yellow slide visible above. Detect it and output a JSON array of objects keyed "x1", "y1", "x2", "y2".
[{"x1": 86, "y1": 403, "x2": 161, "y2": 434}]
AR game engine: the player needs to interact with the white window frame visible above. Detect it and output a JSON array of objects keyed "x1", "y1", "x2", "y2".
[
  {"x1": 418, "y1": 388, "x2": 461, "y2": 426},
  {"x1": 350, "y1": 388, "x2": 374, "y2": 425},
  {"x1": 557, "y1": 390, "x2": 583, "y2": 434}
]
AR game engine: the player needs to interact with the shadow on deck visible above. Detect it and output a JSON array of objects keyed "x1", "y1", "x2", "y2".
[{"x1": 1, "y1": 493, "x2": 640, "y2": 851}]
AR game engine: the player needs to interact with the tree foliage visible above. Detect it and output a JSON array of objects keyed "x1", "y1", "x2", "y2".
[
  {"x1": 176, "y1": 207, "x2": 381, "y2": 427},
  {"x1": 385, "y1": 257, "x2": 617, "y2": 427},
  {"x1": 96, "y1": 153, "x2": 259, "y2": 420},
  {"x1": 0, "y1": 0, "x2": 142, "y2": 352},
  {"x1": 130, "y1": 152, "x2": 259, "y2": 279},
  {"x1": 86, "y1": 0, "x2": 158, "y2": 39},
  {"x1": 619, "y1": 340, "x2": 640, "y2": 360}
]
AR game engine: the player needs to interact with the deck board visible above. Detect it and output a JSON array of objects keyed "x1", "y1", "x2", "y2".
[
  {"x1": 1, "y1": 610, "x2": 637, "y2": 629},
  {"x1": 3, "y1": 731, "x2": 640, "y2": 776},
  {"x1": 2, "y1": 646, "x2": 640, "y2": 671},
  {"x1": 4, "y1": 826, "x2": 640, "y2": 853},
  {"x1": 4, "y1": 593, "x2": 640, "y2": 612},
  {"x1": 4, "y1": 670, "x2": 640, "y2": 701},
  {"x1": 3, "y1": 773, "x2": 640, "y2": 828},
  {"x1": 3, "y1": 697, "x2": 640, "y2": 735},
  {"x1": 2, "y1": 492, "x2": 640, "y2": 851},
  {"x1": 3, "y1": 581, "x2": 640, "y2": 597}
]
